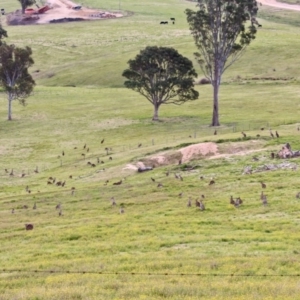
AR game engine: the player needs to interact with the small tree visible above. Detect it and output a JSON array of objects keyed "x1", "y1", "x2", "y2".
[
  {"x1": 0, "y1": 44, "x2": 35, "y2": 120},
  {"x1": 122, "y1": 46, "x2": 199, "y2": 121},
  {"x1": 186, "y1": 0, "x2": 258, "y2": 126},
  {"x1": 18, "y1": 0, "x2": 35, "y2": 14}
]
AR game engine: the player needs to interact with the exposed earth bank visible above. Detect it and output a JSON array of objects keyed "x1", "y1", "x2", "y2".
[{"x1": 6, "y1": 0, "x2": 123, "y2": 25}]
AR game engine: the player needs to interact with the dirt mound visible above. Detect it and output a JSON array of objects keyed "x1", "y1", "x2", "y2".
[
  {"x1": 137, "y1": 142, "x2": 218, "y2": 167},
  {"x1": 179, "y1": 142, "x2": 218, "y2": 163}
]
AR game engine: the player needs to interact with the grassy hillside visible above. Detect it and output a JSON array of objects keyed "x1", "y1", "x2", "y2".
[{"x1": 1, "y1": 0, "x2": 300, "y2": 299}]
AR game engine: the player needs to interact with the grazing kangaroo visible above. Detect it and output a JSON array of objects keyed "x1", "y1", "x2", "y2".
[
  {"x1": 261, "y1": 182, "x2": 266, "y2": 189},
  {"x1": 25, "y1": 224, "x2": 34, "y2": 230},
  {"x1": 199, "y1": 200, "x2": 205, "y2": 211},
  {"x1": 111, "y1": 197, "x2": 117, "y2": 206},
  {"x1": 262, "y1": 194, "x2": 268, "y2": 206},
  {"x1": 209, "y1": 179, "x2": 215, "y2": 185},
  {"x1": 113, "y1": 180, "x2": 123, "y2": 186}
]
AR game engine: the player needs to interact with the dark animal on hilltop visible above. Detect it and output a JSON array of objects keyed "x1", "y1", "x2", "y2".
[
  {"x1": 170, "y1": 17, "x2": 175, "y2": 21},
  {"x1": 276, "y1": 131, "x2": 279, "y2": 138},
  {"x1": 101, "y1": 139, "x2": 104, "y2": 144},
  {"x1": 241, "y1": 132, "x2": 247, "y2": 138},
  {"x1": 270, "y1": 129, "x2": 274, "y2": 138},
  {"x1": 62, "y1": 151, "x2": 65, "y2": 156},
  {"x1": 25, "y1": 224, "x2": 34, "y2": 230},
  {"x1": 151, "y1": 177, "x2": 155, "y2": 182},
  {"x1": 83, "y1": 143, "x2": 86, "y2": 149}
]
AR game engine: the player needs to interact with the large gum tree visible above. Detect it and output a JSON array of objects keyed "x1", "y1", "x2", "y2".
[{"x1": 186, "y1": 0, "x2": 259, "y2": 126}]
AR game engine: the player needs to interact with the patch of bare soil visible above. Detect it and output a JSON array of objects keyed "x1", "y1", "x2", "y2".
[
  {"x1": 6, "y1": 0, "x2": 123, "y2": 26},
  {"x1": 132, "y1": 140, "x2": 268, "y2": 169}
]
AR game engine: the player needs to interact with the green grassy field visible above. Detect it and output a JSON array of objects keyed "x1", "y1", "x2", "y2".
[{"x1": 1, "y1": 0, "x2": 300, "y2": 299}]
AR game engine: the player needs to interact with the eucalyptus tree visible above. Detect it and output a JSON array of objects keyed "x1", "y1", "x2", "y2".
[
  {"x1": 0, "y1": 44, "x2": 35, "y2": 120},
  {"x1": 186, "y1": 0, "x2": 259, "y2": 126}
]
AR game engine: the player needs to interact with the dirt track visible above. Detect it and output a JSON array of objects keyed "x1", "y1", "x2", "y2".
[{"x1": 259, "y1": 0, "x2": 300, "y2": 11}]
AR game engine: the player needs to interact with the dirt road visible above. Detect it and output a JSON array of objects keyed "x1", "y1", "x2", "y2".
[{"x1": 259, "y1": 0, "x2": 300, "y2": 11}]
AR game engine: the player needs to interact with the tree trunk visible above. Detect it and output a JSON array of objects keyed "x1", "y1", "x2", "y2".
[
  {"x1": 211, "y1": 63, "x2": 221, "y2": 126},
  {"x1": 211, "y1": 81, "x2": 220, "y2": 126},
  {"x1": 21, "y1": 2, "x2": 26, "y2": 14},
  {"x1": 8, "y1": 94, "x2": 12, "y2": 121},
  {"x1": 152, "y1": 103, "x2": 160, "y2": 121}
]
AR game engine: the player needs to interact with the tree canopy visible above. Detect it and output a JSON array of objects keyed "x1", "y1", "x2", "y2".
[
  {"x1": 0, "y1": 44, "x2": 35, "y2": 120},
  {"x1": 186, "y1": 0, "x2": 258, "y2": 126},
  {"x1": 122, "y1": 46, "x2": 199, "y2": 121}
]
